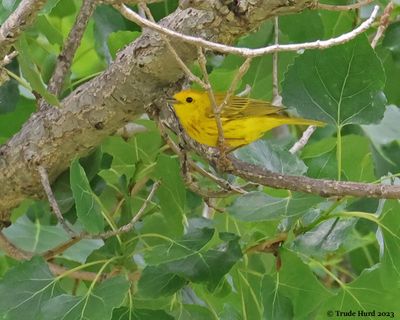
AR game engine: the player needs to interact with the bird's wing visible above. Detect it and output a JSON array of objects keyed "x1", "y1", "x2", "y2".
[{"x1": 205, "y1": 93, "x2": 285, "y2": 118}]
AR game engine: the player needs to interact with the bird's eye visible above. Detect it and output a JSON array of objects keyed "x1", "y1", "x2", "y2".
[{"x1": 186, "y1": 97, "x2": 193, "y2": 103}]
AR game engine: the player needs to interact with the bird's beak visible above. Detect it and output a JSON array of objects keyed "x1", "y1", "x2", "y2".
[{"x1": 166, "y1": 97, "x2": 180, "y2": 105}]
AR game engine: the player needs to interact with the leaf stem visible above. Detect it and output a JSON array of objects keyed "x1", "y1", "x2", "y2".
[
  {"x1": 336, "y1": 125, "x2": 342, "y2": 181},
  {"x1": 5, "y1": 68, "x2": 31, "y2": 91}
]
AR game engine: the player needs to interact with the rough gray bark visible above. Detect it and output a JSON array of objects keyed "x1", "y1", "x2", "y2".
[{"x1": 0, "y1": 0, "x2": 313, "y2": 221}]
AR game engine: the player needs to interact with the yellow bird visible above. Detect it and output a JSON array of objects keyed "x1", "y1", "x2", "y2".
[{"x1": 170, "y1": 89, "x2": 325, "y2": 148}]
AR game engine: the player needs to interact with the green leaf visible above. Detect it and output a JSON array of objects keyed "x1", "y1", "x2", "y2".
[
  {"x1": 41, "y1": 276, "x2": 130, "y2": 320},
  {"x1": 228, "y1": 192, "x2": 323, "y2": 222},
  {"x1": 301, "y1": 137, "x2": 337, "y2": 179},
  {"x1": 70, "y1": 159, "x2": 104, "y2": 233},
  {"x1": 370, "y1": 141, "x2": 400, "y2": 177},
  {"x1": 16, "y1": 36, "x2": 59, "y2": 106},
  {"x1": 138, "y1": 264, "x2": 187, "y2": 298},
  {"x1": 320, "y1": 9, "x2": 355, "y2": 38},
  {"x1": 35, "y1": 15, "x2": 64, "y2": 46},
  {"x1": 209, "y1": 69, "x2": 240, "y2": 92},
  {"x1": 280, "y1": 10, "x2": 324, "y2": 42},
  {"x1": 0, "y1": 0, "x2": 20, "y2": 23},
  {"x1": 49, "y1": 0, "x2": 76, "y2": 17},
  {"x1": 93, "y1": 5, "x2": 132, "y2": 62},
  {"x1": 363, "y1": 105, "x2": 400, "y2": 146},
  {"x1": 108, "y1": 31, "x2": 140, "y2": 59},
  {"x1": 100, "y1": 136, "x2": 136, "y2": 187},
  {"x1": 282, "y1": 35, "x2": 386, "y2": 127},
  {"x1": 152, "y1": 155, "x2": 185, "y2": 237},
  {"x1": 0, "y1": 96, "x2": 35, "y2": 140},
  {"x1": 279, "y1": 249, "x2": 333, "y2": 318},
  {"x1": 234, "y1": 140, "x2": 307, "y2": 175},
  {"x1": 220, "y1": 21, "x2": 279, "y2": 100},
  {"x1": 180, "y1": 304, "x2": 216, "y2": 320},
  {"x1": 139, "y1": 231, "x2": 242, "y2": 297},
  {"x1": 261, "y1": 275, "x2": 293, "y2": 320},
  {"x1": 0, "y1": 256, "x2": 62, "y2": 319},
  {"x1": 378, "y1": 199, "x2": 400, "y2": 287},
  {"x1": 293, "y1": 217, "x2": 357, "y2": 258},
  {"x1": 71, "y1": 17, "x2": 106, "y2": 78},
  {"x1": 382, "y1": 21, "x2": 400, "y2": 56},
  {"x1": 317, "y1": 266, "x2": 399, "y2": 319},
  {"x1": 302, "y1": 135, "x2": 375, "y2": 181},
  {"x1": 377, "y1": 46, "x2": 400, "y2": 105},
  {"x1": 144, "y1": 227, "x2": 215, "y2": 265},
  {"x1": 0, "y1": 61, "x2": 19, "y2": 113},
  {"x1": 3, "y1": 216, "x2": 103, "y2": 262}
]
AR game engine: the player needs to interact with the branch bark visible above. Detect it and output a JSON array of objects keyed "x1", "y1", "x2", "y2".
[
  {"x1": 0, "y1": 0, "x2": 47, "y2": 62},
  {"x1": 0, "y1": 0, "x2": 314, "y2": 222},
  {"x1": 45, "y1": 0, "x2": 98, "y2": 99}
]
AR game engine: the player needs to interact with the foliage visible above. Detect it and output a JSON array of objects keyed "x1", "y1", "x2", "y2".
[{"x1": 1, "y1": 1, "x2": 400, "y2": 319}]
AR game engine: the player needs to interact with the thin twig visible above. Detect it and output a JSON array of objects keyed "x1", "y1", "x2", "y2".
[
  {"x1": 190, "y1": 163, "x2": 247, "y2": 194},
  {"x1": 316, "y1": 0, "x2": 374, "y2": 11},
  {"x1": 272, "y1": 17, "x2": 282, "y2": 106},
  {"x1": 38, "y1": 166, "x2": 76, "y2": 236},
  {"x1": 289, "y1": 125, "x2": 317, "y2": 154},
  {"x1": 117, "y1": 4, "x2": 379, "y2": 58},
  {"x1": 42, "y1": 237, "x2": 82, "y2": 260},
  {"x1": 371, "y1": 1, "x2": 394, "y2": 49},
  {"x1": 0, "y1": 231, "x2": 32, "y2": 260},
  {"x1": 91, "y1": 181, "x2": 160, "y2": 239},
  {"x1": 1, "y1": 51, "x2": 18, "y2": 67},
  {"x1": 45, "y1": 0, "x2": 97, "y2": 99},
  {"x1": 219, "y1": 57, "x2": 252, "y2": 111},
  {"x1": 237, "y1": 84, "x2": 252, "y2": 97},
  {"x1": 197, "y1": 47, "x2": 226, "y2": 149}
]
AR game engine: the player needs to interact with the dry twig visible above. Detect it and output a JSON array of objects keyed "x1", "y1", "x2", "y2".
[
  {"x1": 91, "y1": 181, "x2": 160, "y2": 239},
  {"x1": 38, "y1": 166, "x2": 76, "y2": 236},
  {"x1": 44, "y1": 0, "x2": 97, "y2": 102},
  {"x1": 117, "y1": 4, "x2": 379, "y2": 57},
  {"x1": 289, "y1": 125, "x2": 317, "y2": 154},
  {"x1": 371, "y1": 1, "x2": 395, "y2": 49}
]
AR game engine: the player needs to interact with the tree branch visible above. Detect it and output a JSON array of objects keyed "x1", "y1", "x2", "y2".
[
  {"x1": 230, "y1": 158, "x2": 400, "y2": 199},
  {"x1": 38, "y1": 165, "x2": 76, "y2": 236},
  {"x1": 0, "y1": 1, "x2": 389, "y2": 225},
  {"x1": 315, "y1": 0, "x2": 374, "y2": 11},
  {"x1": 117, "y1": 4, "x2": 379, "y2": 57},
  {"x1": 371, "y1": 1, "x2": 394, "y2": 49},
  {"x1": 45, "y1": 0, "x2": 98, "y2": 99},
  {"x1": 160, "y1": 101, "x2": 400, "y2": 200},
  {"x1": 0, "y1": 0, "x2": 47, "y2": 63},
  {"x1": 3, "y1": 0, "x2": 301, "y2": 219}
]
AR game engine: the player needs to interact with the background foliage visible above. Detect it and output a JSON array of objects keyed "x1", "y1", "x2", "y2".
[{"x1": 1, "y1": 0, "x2": 400, "y2": 319}]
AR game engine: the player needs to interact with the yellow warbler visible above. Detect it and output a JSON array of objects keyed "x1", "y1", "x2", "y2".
[{"x1": 170, "y1": 89, "x2": 325, "y2": 148}]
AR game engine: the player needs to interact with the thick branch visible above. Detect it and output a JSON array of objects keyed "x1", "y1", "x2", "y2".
[
  {"x1": 0, "y1": 0, "x2": 314, "y2": 221},
  {"x1": 0, "y1": 0, "x2": 47, "y2": 61}
]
